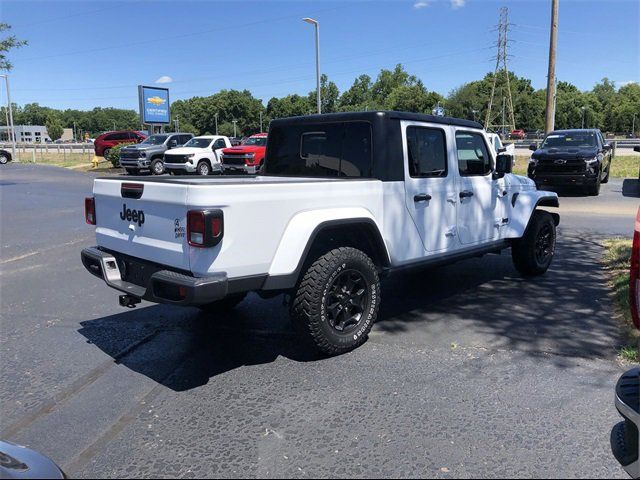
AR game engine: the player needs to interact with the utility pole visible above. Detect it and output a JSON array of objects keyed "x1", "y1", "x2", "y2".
[
  {"x1": 0, "y1": 75, "x2": 16, "y2": 162},
  {"x1": 581, "y1": 107, "x2": 586, "y2": 129},
  {"x1": 544, "y1": 0, "x2": 559, "y2": 134},
  {"x1": 232, "y1": 120, "x2": 237, "y2": 137},
  {"x1": 632, "y1": 113, "x2": 636, "y2": 137},
  {"x1": 485, "y1": 7, "x2": 516, "y2": 133},
  {"x1": 214, "y1": 113, "x2": 219, "y2": 135},
  {"x1": 259, "y1": 111, "x2": 263, "y2": 132}
]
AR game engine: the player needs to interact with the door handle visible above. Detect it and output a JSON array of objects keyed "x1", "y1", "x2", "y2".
[
  {"x1": 414, "y1": 194, "x2": 432, "y2": 202},
  {"x1": 459, "y1": 190, "x2": 474, "y2": 199}
]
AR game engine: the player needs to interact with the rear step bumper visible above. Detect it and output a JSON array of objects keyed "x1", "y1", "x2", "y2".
[
  {"x1": 81, "y1": 247, "x2": 228, "y2": 306},
  {"x1": 611, "y1": 367, "x2": 639, "y2": 478}
]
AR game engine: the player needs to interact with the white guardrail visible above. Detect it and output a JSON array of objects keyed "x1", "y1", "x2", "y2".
[{"x1": 0, "y1": 142, "x2": 97, "y2": 162}]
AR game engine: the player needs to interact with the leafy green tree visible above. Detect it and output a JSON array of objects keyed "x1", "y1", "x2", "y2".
[
  {"x1": 0, "y1": 23, "x2": 27, "y2": 71},
  {"x1": 307, "y1": 74, "x2": 340, "y2": 113},
  {"x1": 338, "y1": 75, "x2": 373, "y2": 111},
  {"x1": 267, "y1": 94, "x2": 313, "y2": 119},
  {"x1": 45, "y1": 116, "x2": 64, "y2": 141}
]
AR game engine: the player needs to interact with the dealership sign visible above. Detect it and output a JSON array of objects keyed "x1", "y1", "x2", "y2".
[{"x1": 138, "y1": 85, "x2": 170, "y2": 124}]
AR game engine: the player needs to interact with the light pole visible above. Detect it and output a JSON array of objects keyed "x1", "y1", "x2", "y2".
[
  {"x1": 214, "y1": 113, "x2": 219, "y2": 135},
  {"x1": 259, "y1": 111, "x2": 263, "y2": 132},
  {"x1": 471, "y1": 109, "x2": 478, "y2": 123},
  {"x1": 632, "y1": 113, "x2": 637, "y2": 137},
  {"x1": 303, "y1": 17, "x2": 321, "y2": 114},
  {"x1": 174, "y1": 115, "x2": 179, "y2": 132},
  {"x1": 232, "y1": 120, "x2": 237, "y2": 138},
  {"x1": 581, "y1": 107, "x2": 586, "y2": 129},
  {"x1": 0, "y1": 75, "x2": 16, "y2": 162}
]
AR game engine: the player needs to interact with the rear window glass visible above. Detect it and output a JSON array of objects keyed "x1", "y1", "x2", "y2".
[{"x1": 265, "y1": 121, "x2": 372, "y2": 178}]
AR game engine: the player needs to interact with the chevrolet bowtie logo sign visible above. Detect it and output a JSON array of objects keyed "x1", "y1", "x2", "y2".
[{"x1": 554, "y1": 159, "x2": 567, "y2": 164}]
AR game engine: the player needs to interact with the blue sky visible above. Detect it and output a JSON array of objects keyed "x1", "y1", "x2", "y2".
[{"x1": 1, "y1": 0, "x2": 638, "y2": 111}]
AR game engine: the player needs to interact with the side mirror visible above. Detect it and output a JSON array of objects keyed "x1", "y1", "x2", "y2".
[
  {"x1": 494, "y1": 153, "x2": 512, "y2": 179},
  {"x1": 497, "y1": 147, "x2": 507, "y2": 153},
  {"x1": 602, "y1": 144, "x2": 612, "y2": 151},
  {"x1": 529, "y1": 143, "x2": 538, "y2": 151},
  {"x1": 168, "y1": 140, "x2": 177, "y2": 148}
]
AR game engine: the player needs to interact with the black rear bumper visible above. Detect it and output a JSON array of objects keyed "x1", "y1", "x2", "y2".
[
  {"x1": 611, "y1": 368, "x2": 639, "y2": 478},
  {"x1": 81, "y1": 247, "x2": 228, "y2": 306}
]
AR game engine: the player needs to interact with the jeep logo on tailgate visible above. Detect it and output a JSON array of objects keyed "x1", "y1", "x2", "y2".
[{"x1": 120, "y1": 204, "x2": 145, "y2": 226}]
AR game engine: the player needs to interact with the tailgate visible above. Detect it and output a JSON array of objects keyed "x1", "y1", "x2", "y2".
[{"x1": 93, "y1": 179, "x2": 190, "y2": 270}]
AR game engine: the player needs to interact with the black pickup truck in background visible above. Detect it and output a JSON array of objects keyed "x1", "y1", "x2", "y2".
[{"x1": 527, "y1": 129, "x2": 613, "y2": 196}]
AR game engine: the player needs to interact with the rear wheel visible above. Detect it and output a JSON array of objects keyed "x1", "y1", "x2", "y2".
[
  {"x1": 291, "y1": 247, "x2": 380, "y2": 356},
  {"x1": 150, "y1": 159, "x2": 165, "y2": 175},
  {"x1": 0, "y1": 152, "x2": 9, "y2": 164},
  {"x1": 199, "y1": 293, "x2": 247, "y2": 313},
  {"x1": 197, "y1": 160, "x2": 211, "y2": 176},
  {"x1": 103, "y1": 148, "x2": 111, "y2": 159},
  {"x1": 511, "y1": 210, "x2": 556, "y2": 276}
]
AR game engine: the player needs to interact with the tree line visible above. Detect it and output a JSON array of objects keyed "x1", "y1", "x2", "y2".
[{"x1": 2, "y1": 64, "x2": 638, "y2": 139}]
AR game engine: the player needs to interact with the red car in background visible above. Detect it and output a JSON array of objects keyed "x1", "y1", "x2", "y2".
[
  {"x1": 94, "y1": 130, "x2": 146, "y2": 158},
  {"x1": 509, "y1": 129, "x2": 526, "y2": 140},
  {"x1": 631, "y1": 207, "x2": 640, "y2": 329},
  {"x1": 220, "y1": 133, "x2": 268, "y2": 174}
]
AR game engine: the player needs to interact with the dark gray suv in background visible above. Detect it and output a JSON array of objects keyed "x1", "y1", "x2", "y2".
[{"x1": 119, "y1": 133, "x2": 193, "y2": 175}]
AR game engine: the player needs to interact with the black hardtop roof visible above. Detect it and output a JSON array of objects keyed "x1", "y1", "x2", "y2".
[
  {"x1": 270, "y1": 111, "x2": 483, "y2": 129},
  {"x1": 549, "y1": 128, "x2": 601, "y2": 134}
]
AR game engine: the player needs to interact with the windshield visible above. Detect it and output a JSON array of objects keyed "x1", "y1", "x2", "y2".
[
  {"x1": 542, "y1": 132, "x2": 597, "y2": 149},
  {"x1": 243, "y1": 137, "x2": 267, "y2": 147},
  {"x1": 183, "y1": 137, "x2": 212, "y2": 148},
  {"x1": 140, "y1": 135, "x2": 168, "y2": 145}
]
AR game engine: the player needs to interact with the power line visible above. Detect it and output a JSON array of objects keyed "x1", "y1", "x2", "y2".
[{"x1": 17, "y1": 5, "x2": 349, "y2": 63}]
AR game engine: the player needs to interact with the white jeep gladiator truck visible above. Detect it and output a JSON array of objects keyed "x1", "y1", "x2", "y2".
[{"x1": 82, "y1": 111, "x2": 559, "y2": 356}]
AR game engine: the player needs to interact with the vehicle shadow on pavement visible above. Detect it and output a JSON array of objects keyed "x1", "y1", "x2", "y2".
[
  {"x1": 78, "y1": 233, "x2": 621, "y2": 391},
  {"x1": 621, "y1": 178, "x2": 639, "y2": 198},
  {"x1": 377, "y1": 232, "x2": 623, "y2": 363},
  {"x1": 78, "y1": 301, "x2": 322, "y2": 392}
]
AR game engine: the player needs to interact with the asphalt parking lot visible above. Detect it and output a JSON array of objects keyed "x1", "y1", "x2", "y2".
[{"x1": 1, "y1": 163, "x2": 638, "y2": 478}]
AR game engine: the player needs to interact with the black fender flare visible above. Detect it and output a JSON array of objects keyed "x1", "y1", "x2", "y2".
[{"x1": 262, "y1": 218, "x2": 390, "y2": 291}]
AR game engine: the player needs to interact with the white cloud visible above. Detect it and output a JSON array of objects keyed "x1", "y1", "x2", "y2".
[
  {"x1": 155, "y1": 76, "x2": 173, "y2": 84},
  {"x1": 414, "y1": 1, "x2": 429, "y2": 8},
  {"x1": 619, "y1": 80, "x2": 638, "y2": 87},
  {"x1": 450, "y1": 0, "x2": 465, "y2": 9}
]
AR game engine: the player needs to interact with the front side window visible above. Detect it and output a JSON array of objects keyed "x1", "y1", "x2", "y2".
[
  {"x1": 406, "y1": 126, "x2": 447, "y2": 178},
  {"x1": 456, "y1": 131, "x2": 491, "y2": 176},
  {"x1": 266, "y1": 121, "x2": 372, "y2": 178},
  {"x1": 213, "y1": 139, "x2": 226, "y2": 149}
]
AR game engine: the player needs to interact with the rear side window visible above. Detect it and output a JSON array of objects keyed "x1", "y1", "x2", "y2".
[
  {"x1": 265, "y1": 121, "x2": 372, "y2": 177},
  {"x1": 456, "y1": 131, "x2": 491, "y2": 176},
  {"x1": 406, "y1": 126, "x2": 447, "y2": 178}
]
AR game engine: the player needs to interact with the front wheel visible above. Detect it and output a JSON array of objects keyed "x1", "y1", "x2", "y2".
[
  {"x1": 197, "y1": 161, "x2": 211, "y2": 176},
  {"x1": 125, "y1": 168, "x2": 139, "y2": 175},
  {"x1": 0, "y1": 153, "x2": 9, "y2": 164},
  {"x1": 587, "y1": 178, "x2": 601, "y2": 196},
  {"x1": 150, "y1": 159, "x2": 165, "y2": 175},
  {"x1": 511, "y1": 210, "x2": 556, "y2": 276},
  {"x1": 103, "y1": 148, "x2": 111, "y2": 160},
  {"x1": 291, "y1": 247, "x2": 380, "y2": 356},
  {"x1": 601, "y1": 164, "x2": 610, "y2": 184}
]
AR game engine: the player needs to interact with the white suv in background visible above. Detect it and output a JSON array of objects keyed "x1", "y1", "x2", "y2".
[{"x1": 164, "y1": 136, "x2": 232, "y2": 176}]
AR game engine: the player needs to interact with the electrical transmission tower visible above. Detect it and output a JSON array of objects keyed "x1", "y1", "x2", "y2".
[{"x1": 485, "y1": 7, "x2": 516, "y2": 133}]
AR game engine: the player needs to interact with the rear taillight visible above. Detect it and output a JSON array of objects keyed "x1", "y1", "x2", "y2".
[
  {"x1": 187, "y1": 209, "x2": 224, "y2": 248},
  {"x1": 630, "y1": 208, "x2": 640, "y2": 329},
  {"x1": 85, "y1": 197, "x2": 96, "y2": 225}
]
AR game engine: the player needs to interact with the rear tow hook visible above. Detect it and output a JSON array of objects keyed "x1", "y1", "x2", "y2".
[{"x1": 119, "y1": 294, "x2": 141, "y2": 308}]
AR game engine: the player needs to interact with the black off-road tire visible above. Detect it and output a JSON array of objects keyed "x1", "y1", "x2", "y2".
[
  {"x1": 291, "y1": 247, "x2": 380, "y2": 356},
  {"x1": 511, "y1": 210, "x2": 556, "y2": 276},
  {"x1": 125, "y1": 167, "x2": 139, "y2": 175},
  {"x1": 601, "y1": 164, "x2": 610, "y2": 184},
  {"x1": 199, "y1": 293, "x2": 247, "y2": 313}
]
